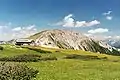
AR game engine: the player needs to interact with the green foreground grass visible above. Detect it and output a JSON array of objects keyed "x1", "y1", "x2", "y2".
[{"x1": 1, "y1": 44, "x2": 120, "y2": 80}]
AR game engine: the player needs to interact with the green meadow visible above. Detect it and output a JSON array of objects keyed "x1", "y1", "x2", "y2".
[{"x1": 1, "y1": 44, "x2": 120, "y2": 80}]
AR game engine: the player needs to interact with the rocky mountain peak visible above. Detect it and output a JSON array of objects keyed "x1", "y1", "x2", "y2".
[{"x1": 29, "y1": 29, "x2": 120, "y2": 55}]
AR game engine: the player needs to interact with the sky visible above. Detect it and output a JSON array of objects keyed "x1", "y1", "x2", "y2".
[{"x1": 0, "y1": 0, "x2": 120, "y2": 40}]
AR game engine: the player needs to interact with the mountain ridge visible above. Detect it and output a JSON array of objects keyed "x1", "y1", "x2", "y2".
[
  {"x1": 29, "y1": 29, "x2": 119, "y2": 55},
  {"x1": 103, "y1": 38, "x2": 120, "y2": 49}
]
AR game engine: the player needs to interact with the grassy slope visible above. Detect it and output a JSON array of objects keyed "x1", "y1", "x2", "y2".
[{"x1": 1, "y1": 44, "x2": 120, "y2": 80}]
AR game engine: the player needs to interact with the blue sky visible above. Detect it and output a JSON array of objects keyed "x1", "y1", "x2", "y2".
[{"x1": 0, "y1": 0, "x2": 120, "y2": 40}]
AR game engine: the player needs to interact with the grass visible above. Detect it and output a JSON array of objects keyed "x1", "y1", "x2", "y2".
[
  {"x1": 27, "y1": 60, "x2": 120, "y2": 80},
  {"x1": 1, "y1": 44, "x2": 120, "y2": 80}
]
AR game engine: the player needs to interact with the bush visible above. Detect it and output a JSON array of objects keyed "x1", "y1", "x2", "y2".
[
  {"x1": 40, "y1": 56, "x2": 57, "y2": 61},
  {"x1": 23, "y1": 47, "x2": 52, "y2": 53},
  {"x1": 0, "y1": 46, "x2": 3, "y2": 50},
  {"x1": 0, "y1": 54, "x2": 41, "y2": 62},
  {"x1": 64, "y1": 54, "x2": 107, "y2": 60},
  {"x1": 55, "y1": 50, "x2": 61, "y2": 53},
  {"x1": 0, "y1": 63, "x2": 39, "y2": 80},
  {"x1": 0, "y1": 54, "x2": 57, "y2": 62}
]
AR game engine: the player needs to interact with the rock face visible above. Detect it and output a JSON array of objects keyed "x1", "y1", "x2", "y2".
[
  {"x1": 29, "y1": 29, "x2": 119, "y2": 54},
  {"x1": 103, "y1": 39, "x2": 120, "y2": 49}
]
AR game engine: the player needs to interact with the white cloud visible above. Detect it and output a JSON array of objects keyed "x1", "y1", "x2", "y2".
[
  {"x1": 75, "y1": 21, "x2": 86, "y2": 27},
  {"x1": 0, "y1": 25, "x2": 7, "y2": 29},
  {"x1": 64, "y1": 14, "x2": 73, "y2": 20},
  {"x1": 85, "y1": 20, "x2": 100, "y2": 27},
  {"x1": 106, "y1": 16, "x2": 113, "y2": 20},
  {"x1": 63, "y1": 14, "x2": 75, "y2": 27},
  {"x1": 103, "y1": 11, "x2": 112, "y2": 15},
  {"x1": 88, "y1": 28, "x2": 109, "y2": 34},
  {"x1": 103, "y1": 11, "x2": 113, "y2": 20},
  {"x1": 0, "y1": 24, "x2": 38, "y2": 41},
  {"x1": 84, "y1": 33, "x2": 92, "y2": 37},
  {"x1": 25, "y1": 25, "x2": 36, "y2": 30},
  {"x1": 115, "y1": 36, "x2": 120, "y2": 39},
  {"x1": 104, "y1": 36, "x2": 112, "y2": 39},
  {"x1": 75, "y1": 20, "x2": 100, "y2": 27},
  {"x1": 12, "y1": 25, "x2": 37, "y2": 38},
  {"x1": 12, "y1": 27, "x2": 22, "y2": 31},
  {"x1": 54, "y1": 14, "x2": 100, "y2": 27},
  {"x1": 104, "y1": 36, "x2": 120, "y2": 40},
  {"x1": 74, "y1": 20, "x2": 100, "y2": 27}
]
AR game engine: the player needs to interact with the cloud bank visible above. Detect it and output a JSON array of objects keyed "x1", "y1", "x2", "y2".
[
  {"x1": 55, "y1": 14, "x2": 100, "y2": 27},
  {"x1": 88, "y1": 28, "x2": 109, "y2": 34},
  {"x1": 0, "y1": 24, "x2": 38, "y2": 41}
]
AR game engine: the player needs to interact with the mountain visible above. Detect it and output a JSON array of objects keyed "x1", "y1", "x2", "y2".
[
  {"x1": 103, "y1": 38, "x2": 120, "y2": 49},
  {"x1": 8, "y1": 39, "x2": 16, "y2": 44},
  {"x1": 0, "y1": 41, "x2": 8, "y2": 44},
  {"x1": 29, "y1": 29, "x2": 120, "y2": 55}
]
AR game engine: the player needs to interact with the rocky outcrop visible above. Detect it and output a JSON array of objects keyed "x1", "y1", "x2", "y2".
[{"x1": 29, "y1": 29, "x2": 120, "y2": 55}]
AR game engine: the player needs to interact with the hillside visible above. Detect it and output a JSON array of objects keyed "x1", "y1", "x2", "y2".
[
  {"x1": 1, "y1": 44, "x2": 120, "y2": 80},
  {"x1": 29, "y1": 29, "x2": 119, "y2": 55}
]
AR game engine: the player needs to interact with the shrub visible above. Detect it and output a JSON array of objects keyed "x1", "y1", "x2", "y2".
[
  {"x1": 64, "y1": 54, "x2": 107, "y2": 60},
  {"x1": 0, "y1": 54, "x2": 41, "y2": 62},
  {"x1": 0, "y1": 54, "x2": 57, "y2": 62},
  {"x1": 55, "y1": 50, "x2": 61, "y2": 53},
  {"x1": 40, "y1": 56, "x2": 57, "y2": 61},
  {"x1": 23, "y1": 47, "x2": 52, "y2": 53},
  {"x1": 0, "y1": 46, "x2": 3, "y2": 50},
  {"x1": 0, "y1": 63, "x2": 39, "y2": 80}
]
